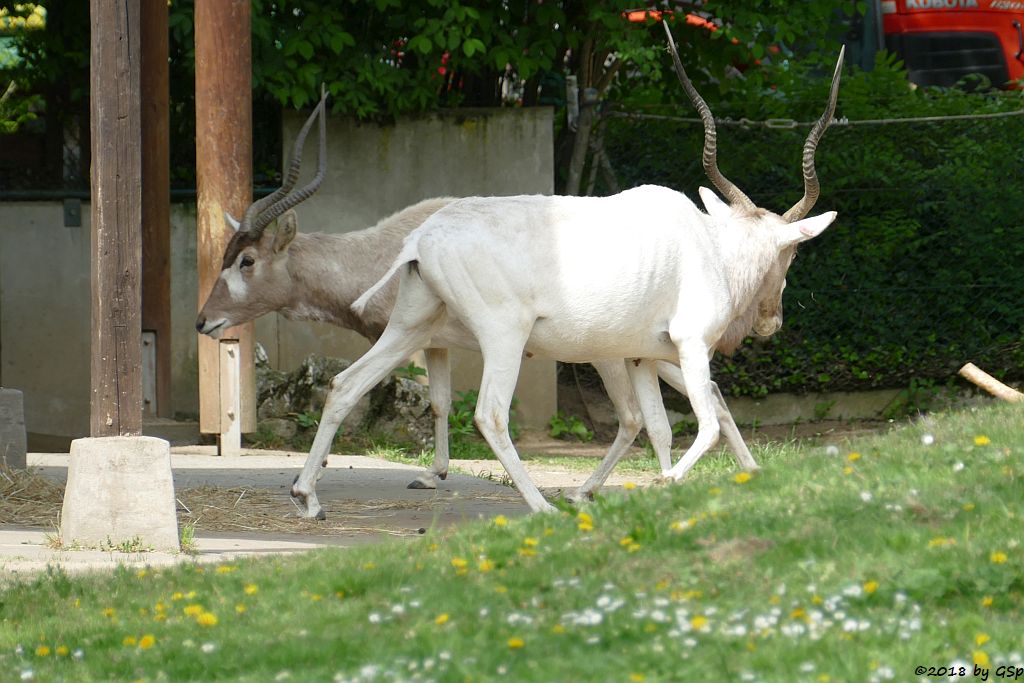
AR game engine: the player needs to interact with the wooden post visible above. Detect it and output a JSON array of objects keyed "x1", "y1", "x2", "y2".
[
  {"x1": 89, "y1": 0, "x2": 142, "y2": 437},
  {"x1": 141, "y1": 0, "x2": 172, "y2": 418},
  {"x1": 195, "y1": 0, "x2": 257, "y2": 445}
]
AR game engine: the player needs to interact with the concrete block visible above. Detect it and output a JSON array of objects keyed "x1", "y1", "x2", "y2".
[
  {"x1": 60, "y1": 436, "x2": 179, "y2": 551},
  {"x1": 0, "y1": 388, "x2": 27, "y2": 470}
]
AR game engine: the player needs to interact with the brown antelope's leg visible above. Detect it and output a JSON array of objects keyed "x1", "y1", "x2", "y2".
[{"x1": 408, "y1": 347, "x2": 451, "y2": 489}]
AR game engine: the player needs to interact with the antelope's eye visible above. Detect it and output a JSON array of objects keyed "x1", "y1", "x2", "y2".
[{"x1": 240, "y1": 255, "x2": 255, "y2": 269}]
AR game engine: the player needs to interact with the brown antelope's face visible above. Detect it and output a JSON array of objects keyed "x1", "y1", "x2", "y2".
[{"x1": 195, "y1": 211, "x2": 298, "y2": 338}]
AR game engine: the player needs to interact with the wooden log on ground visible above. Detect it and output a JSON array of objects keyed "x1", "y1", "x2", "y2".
[{"x1": 958, "y1": 363, "x2": 1024, "y2": 403}]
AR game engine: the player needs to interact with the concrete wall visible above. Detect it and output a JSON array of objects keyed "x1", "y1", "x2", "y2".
[{"x1": 0, "y1": 107, "x2": 556, "y2": 448}]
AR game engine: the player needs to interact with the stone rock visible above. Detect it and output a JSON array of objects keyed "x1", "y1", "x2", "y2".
[
  {"x1": 366, "y1": 376, "x2": 435, "y2": 448},
  {"x1": 255, "y1": 348, "x2": 433, "y2": 440},
  {"x1": 258, "y1": 417, "x2": 298, "y2": 441}
]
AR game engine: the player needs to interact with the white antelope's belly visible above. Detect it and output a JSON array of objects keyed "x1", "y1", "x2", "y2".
[{"x1": 524, "y1": 318, "x2": 679, "y2": 363}]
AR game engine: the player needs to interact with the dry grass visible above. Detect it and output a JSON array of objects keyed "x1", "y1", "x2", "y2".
[{"x1": 0, "y1": 465, "x2": 521, "y2": 539}]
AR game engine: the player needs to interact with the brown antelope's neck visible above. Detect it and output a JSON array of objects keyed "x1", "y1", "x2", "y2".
[{"x1": 280, "y1": 230, "x2": 403, "y2": 340}]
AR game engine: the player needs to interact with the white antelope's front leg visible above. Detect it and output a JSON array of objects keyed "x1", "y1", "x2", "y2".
[
  {"x1": 407, "y1": 347, "x2": 451, "y2": 489},
  {"x1": 291, "y1": 272, "x2": 445, "y2": 519}
]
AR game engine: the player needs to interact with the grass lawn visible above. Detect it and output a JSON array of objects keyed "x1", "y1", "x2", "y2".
[{"x1": 2, "y1": 403, "x2": 1023, "y2": 682}]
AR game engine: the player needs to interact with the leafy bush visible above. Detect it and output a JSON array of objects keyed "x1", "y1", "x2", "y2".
[{"x1": 602, "y1": 55, "x2": 1024, "y2": 396}]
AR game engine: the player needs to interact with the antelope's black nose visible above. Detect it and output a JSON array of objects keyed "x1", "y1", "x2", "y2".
[{"x1": 195, "y1": 317, "x2": 206, "y2": 332}]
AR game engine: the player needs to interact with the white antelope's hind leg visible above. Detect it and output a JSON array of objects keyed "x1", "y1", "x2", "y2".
[
  {"x1": 665, "y1": 339, "x2": 720, "y2": 481},
  {"x1": 655, "y1": 361, "x2": 757, "y2": 471},
  {"x1": 291, "y1": 272, "x2": 446, "y2": 519},
  {"x1": 569, "y1": 360, "x2": 644, "y2": 503},
  {"x1": 626, "y1": 359, "x2": 675, "y2": 477},
  {"x1": 407, "y1": 347, "x2": 451, "y2": 490},
  {"x1": 472, "y1": 330, "x2": 554, "y2": 513},
  {"x1": 710, "y1": 381, "x2": 758, "y2": 471}
]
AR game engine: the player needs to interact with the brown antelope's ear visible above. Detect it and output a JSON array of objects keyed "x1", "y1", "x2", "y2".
[{"x1": 273, "y1": 210, "x2": 298, "y2": 253}]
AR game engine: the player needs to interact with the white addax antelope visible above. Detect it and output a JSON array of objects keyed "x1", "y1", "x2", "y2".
[
  {"x1": 282, "y1": 27, "x2": 845, "y2": 518},
  {"x1": 196, "y1": 29, "x2": 803, "y2": 509}
]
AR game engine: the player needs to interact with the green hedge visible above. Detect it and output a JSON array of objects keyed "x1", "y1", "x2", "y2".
[{"x1": 601, "y1": 59, "x2": 1024, "y2": 397}]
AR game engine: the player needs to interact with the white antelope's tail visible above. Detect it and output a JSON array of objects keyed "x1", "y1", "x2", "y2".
[{"x1": 351, "y1": 235, "x2": 422, "y2": 317}]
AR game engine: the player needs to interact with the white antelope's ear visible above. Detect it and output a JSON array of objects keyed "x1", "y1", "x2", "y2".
[
  {"x1": 224, "y1": 212, "x2": 241, "y2": 232},
  {"x1": 698, "y1": 186, "x2": 732, "y2": 221},
  {"x1": 778, "y1": 211, "x2": 837, "y2": 247},
  {"x1": 273, "y1": 210, "x2": 298, "y2": 253}
]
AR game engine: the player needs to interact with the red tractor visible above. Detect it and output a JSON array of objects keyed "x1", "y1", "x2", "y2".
[{"x1": 879, "y1": 0, "x2": 1024, "y2": 87}]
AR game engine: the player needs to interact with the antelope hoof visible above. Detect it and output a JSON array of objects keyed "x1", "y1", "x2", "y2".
[
  {"x1": 438, "y1": 471, "x2": 448, "y2": 481},
  {"x1": 290, "y1": 479, "x2": 326, "y2": 520}
]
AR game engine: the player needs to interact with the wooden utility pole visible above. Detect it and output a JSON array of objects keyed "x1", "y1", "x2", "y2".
[
  {"x1": 194, "y1": 0, "x2": 257, "y2": 445},
  {"x1": 90, "y1": 0, "x2": 142, "y2": 437},
  {"x1": 141, "y1": 0, "x2": 172, "y2": 418}
]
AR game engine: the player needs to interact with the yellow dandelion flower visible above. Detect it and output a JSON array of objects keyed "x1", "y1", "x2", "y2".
[
  {"x1": 790, "y1": 608, "x2": 806, "y2": 620},
  {"x1": 847, "y1": 452, "x2": 862, "y2": 461},
  {"x1": 733, "y1": 471, "x2": 753, "y2": 484},
  {"x1": 139, "y1": 635, "x2": 155, "y2": 650},
  {"x1": 982, "y1": 595, "x2": 994, "y2": 607},
  {"x1": 122, "y1": 636, "x2": 137, "y2": 647},
  {"x1": 623, "y1": 482, "x2": 637, "y2": 491},
  {"x1": 154, "y1": 614, "x2": 167, "y2": 622},
  {"x1": 962, "y1": 502, "x2": 975, "y2": 511},
  {"x1": 517, "y1": 548, "x2": 537, "y2": 557},
  {"x1": 451, "y1": 557, "x2": 469, "y2": 570},
  {"x1": 690, "y1": 615, "x2": 708, "y2": 630},
  {"x1": 495, "y1": 585, "x2": 508, "y2": 594},
  {"x1": 102, "y1": 607, "x2": 116, "y2": 618},
  {"x1": 670, "y1": 517, "x2": 696, "y2": 532},
  {"x1": 745, "y1": 640, "x2": 757, "y2": 652},
  {"x1": 643, "y1": 623, "x2": 657, "y2": 633},
  {"x1": 35, "y1": 645, "x2": 51, "y2": 657},
  {"x1": 308, "y1": 593, "x2": 322, "y2": 602},
  {"x1": 362, "y1": 562, "x2": 376, "y2": 570},
  {"x1": 974, "y1": 435, "x2": 991, "y2": 446},
  {"x1": 769, "y1": 595, "x2": 782, "y2": 605},
  {"x1": 523, "y1": 537, "x2": 539, "y2": 547},
  {"x1": 629, "y1": 674, "x2": 646, "y2": 682},
  {"x1": 990, "y1": 550, "x2": 1008, "y2": 564},
  {"x1": 578, "y1": 520, "x2": 594, "y2": 532},
  {"x1": 136, "y1": 569, "x2": 148, "y2": 578},
  {"x1": 478, "y1": 559, "x2": 495, "y2": 572},
  {"x1": 863, "y1": 580, "x2": 879, "y2": 595},
  {"x1": 185, "y1": 590, "x2": 197, "y2": 599},
  {"x1": 244, "y1": 583, "x2": 258, "y2": 595},
  {"x1": 551, "y1": 624, "x2": 566, "y2": 634},
  {"x1": 655, "y1": 579, "x2": 670, "y2": 591},
  {"x1": 235, "y1": 604, "x2": 247, "y2": 614},
  {"x1": 627, "y1": 542, "x2": 641, "y2": 553},
  {"x1": 171, "y1": 592, "x2": 184, "y2": 601},
  {"x1": 183, "y1": 604, "x2": 204, "y2": 617},
  {"x1": 493, "y1": 515, "x2": 508, "y2": 527},
  {"x1": 507, "y1": 637, "x2": 525, "y2": 649},
  {"x1": 335, "y1": 591, "x2": 345, "y2": 599},
  {"x1": 842, "y1": 466, "x2": 854, "y2": 475},
  {"x1": 974, "y1": 650, "x2": 990, "y2": 668},
  {"x1": 543, "y1": 527, "x2": 555, "y2": 536},
  {"x1": 435, "y1": 613, "x2": 450, "y2": 625},
  {"x1": 619, "y1": 536, "x2": 634, "y2": 546},
  {"x1": 55, "y1": 645, "x2": 69, "y2": 657},
  {"x1": 817, "y1": 675, "x2": 831, "y2": 683},
  {"x1": 196, "y1": 611, "x2": 218, "y2": 627},
  {"x1": 975, "y1": 633, "x2": 991, "y2": 646},
  {"x1": 215, "y1": 565, "x2": 237, "y2": 574},
  {"x1": 928, "y1": 536, "x2": 956, "y2": 548},
  {"x1": 811, "y1": 594, "x2": 823, "y2": 605}
]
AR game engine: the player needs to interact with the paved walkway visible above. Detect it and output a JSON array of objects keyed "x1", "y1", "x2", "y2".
[{"x1": 1, "y1": 447, "x2": 535, "y2": 581}]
